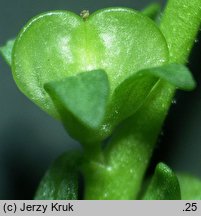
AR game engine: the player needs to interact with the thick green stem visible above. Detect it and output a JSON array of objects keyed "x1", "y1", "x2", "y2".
[
  {"x1": 83, "y1": 0, "x2": 201, "y2": 199},
  {"x1": 84, "y1": 81, "x2": 174, "y2": 199},
  {"x1": 160, "y1": 0, "x2": 201, "y2": 64}
]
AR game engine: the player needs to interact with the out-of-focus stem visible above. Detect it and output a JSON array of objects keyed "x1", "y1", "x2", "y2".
[{"x1": 142, "y1": 3, "x2": 161, "y2": 20}]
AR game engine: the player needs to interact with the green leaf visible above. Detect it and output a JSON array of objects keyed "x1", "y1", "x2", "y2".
[
  {"x1": 142, "y1": 3, "x2": 161, "y2": 20},
  {"x1": 105, "y1": 70, "x2": 158, "y2": 129},
  {"x1": 144, "y1": 64, "x2": 196, "y2": 91},
  {"x1": 12, "y1": 8, "x2": 168, "y2": 118},
  {"x1": 45, "y1": 70, "x2": 109, "y2": 143},
  {"x1": 143, "y1": 162, "x2": 181, "y2": 200},
  {"x1": 177, "y1": 173, "x2": 201, "y2": 200},
  {"x1": 105, "y1": 63, "x2": 195, "y2": 132},
  {"x1": 0, "y1": 39, "x2": 15, "y2": 66},
  {"x1": 34, "y1": 151, "x2": 81, "y2": 200}
]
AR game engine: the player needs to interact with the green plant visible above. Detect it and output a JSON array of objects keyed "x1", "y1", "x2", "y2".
[{"x1": 1, "y1": 0, "x2": 201, "y2": 200}]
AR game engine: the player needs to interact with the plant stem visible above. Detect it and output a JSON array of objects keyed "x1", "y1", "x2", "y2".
[
  {"x1": 160, "y1": 0, "x2": 201, "y2": 64},
  {"x1": 83, "y1": 0, "x2": 201, "y2": 199},
  {"x1": 142, "y1": 3, "x2": 161, "y2": 20},
  {"x1": 84, "y1": 81, "x2": 174, "y2": 199}
]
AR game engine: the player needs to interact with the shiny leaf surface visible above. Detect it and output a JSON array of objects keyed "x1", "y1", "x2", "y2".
[{"x1": 12, "y1": 8, "x2": 168, "y2": 118}]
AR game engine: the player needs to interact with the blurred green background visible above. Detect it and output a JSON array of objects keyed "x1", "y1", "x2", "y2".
[{"x1": 0, "y1": 0, "x2": 200, "y2": 199}]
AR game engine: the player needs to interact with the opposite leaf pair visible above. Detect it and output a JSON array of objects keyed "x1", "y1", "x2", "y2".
[
  {"x1": 1, "y1": 8, "x2": 195, "y2": 144},
  {"x1": 34, "y1": 148, "x2": 201, "y2": 200},
  {"x1": 0, "y1": 37, "x2": 196, "y2": 144},
  {"x1": 45, "y1": 64, "x2": 195, "y2": 144}
]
